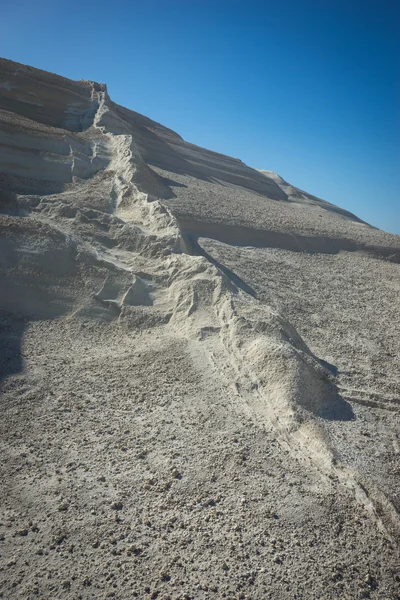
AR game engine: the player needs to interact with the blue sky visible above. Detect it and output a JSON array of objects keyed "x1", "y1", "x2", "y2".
[{"x1": 2, "y1": 0, "x2": 399, "y2": 233}]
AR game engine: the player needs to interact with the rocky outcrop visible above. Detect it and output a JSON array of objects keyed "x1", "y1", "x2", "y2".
[{"x1": 0, "y1": 58, "x2": 399, "y2": 599}]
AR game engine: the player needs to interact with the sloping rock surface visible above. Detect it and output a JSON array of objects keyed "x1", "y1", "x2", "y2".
[{"x1": 0, "y1": 58, "x2": 399, "y2": 599}]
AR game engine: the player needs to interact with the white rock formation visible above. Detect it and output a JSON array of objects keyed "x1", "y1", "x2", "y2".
[{"x1": 0, "y1": 58, "x2": 399, "y2": 599}]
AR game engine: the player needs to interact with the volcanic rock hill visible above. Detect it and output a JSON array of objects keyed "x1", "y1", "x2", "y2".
[{"x1": 0, "y1": 57, "x2": 399, "y2": 599}]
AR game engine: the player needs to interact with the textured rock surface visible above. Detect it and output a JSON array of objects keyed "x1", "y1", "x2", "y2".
[{"x1": 0, "y1": 58, "x2": 399, "y2": 599}]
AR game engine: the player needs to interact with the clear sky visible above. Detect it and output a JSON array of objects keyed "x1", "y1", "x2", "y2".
[{"x1": 2, "y1": 0, "x2": 399, "y2": 233}]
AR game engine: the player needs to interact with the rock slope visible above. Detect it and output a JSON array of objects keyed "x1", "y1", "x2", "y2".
[{"x1": 0, "y1": 58, "x2": 399, "y2": 599}]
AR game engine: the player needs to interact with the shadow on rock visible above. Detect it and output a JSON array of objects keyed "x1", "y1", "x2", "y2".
[
  {"x1": 0, "y1": 312, "x2": 25, "y2": 384},
  {"x1": 318, "y1": 359, "x2": 339, "y2": 376},
  {"x1": 318, "y1": 390, "x2": 355, "y2": 421},
  {"x1": 184, "y1": 234, "x2": 258, "y2": 298}
]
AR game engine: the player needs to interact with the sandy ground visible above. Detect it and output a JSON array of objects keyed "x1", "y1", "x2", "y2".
[{"x1": 0, "y1": 58, "x2": 399, "y2": 599}]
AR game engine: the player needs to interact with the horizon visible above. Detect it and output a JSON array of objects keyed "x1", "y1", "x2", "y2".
[{"x1": 1, "y1": 0, "x2": 399, "y2": 234}]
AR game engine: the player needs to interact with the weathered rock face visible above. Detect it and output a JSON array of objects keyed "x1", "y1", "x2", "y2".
[{"x1": 0, "y1": 58, "x2": 399, "y2": 599}]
